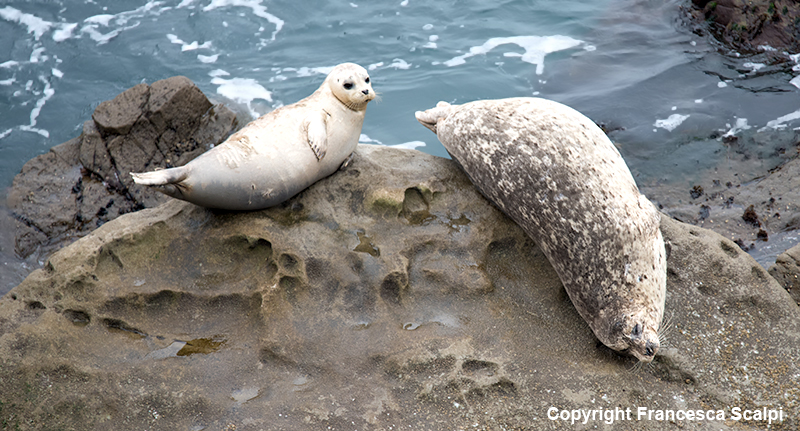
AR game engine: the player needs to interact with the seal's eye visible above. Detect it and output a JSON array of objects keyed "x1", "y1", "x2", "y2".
[
  {"x1": 343, "y1": 82, "x2": 354, "y2": 90},
  {"x1": 632, "y1": 323, "x2": 642, "y2": 337},
  {"x1": 365, "y1": 77, "x2": 370, "y2": 84},
  {"x1": 612, "y1": 321, "x2": 624, "y2": 334}
]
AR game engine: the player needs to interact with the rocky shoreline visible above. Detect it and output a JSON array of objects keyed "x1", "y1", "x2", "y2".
[{"x1": 0, "y1": 76, "x2": 799, "y2": 429}]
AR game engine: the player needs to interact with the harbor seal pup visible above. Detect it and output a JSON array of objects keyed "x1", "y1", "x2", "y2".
[
  {"x1": 131, "y1": 62, "x2": 375, "y2": 210},
  {"x1": 416, "y1": 98, "x2": 666, "y2": 362}
]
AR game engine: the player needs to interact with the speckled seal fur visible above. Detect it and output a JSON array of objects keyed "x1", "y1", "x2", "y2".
[
  {"x1": 416, "y1": 98, "x2": 666, "y2": 362},
  {"x1": 131, "y1": 63, "x2": 375, "y2": 210}
]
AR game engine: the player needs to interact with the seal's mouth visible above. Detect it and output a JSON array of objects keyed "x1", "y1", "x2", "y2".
[{"x1": 626, "y1": 338, "x2": 659, "y2": 363}]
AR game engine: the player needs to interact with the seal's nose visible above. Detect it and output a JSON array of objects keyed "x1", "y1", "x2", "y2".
[
  {"x1": 362, "y1": 89, "x2": 370, "y2": 95},
  {"x1": 645, "y1": 340, "x2": 658, "y2": 357}
]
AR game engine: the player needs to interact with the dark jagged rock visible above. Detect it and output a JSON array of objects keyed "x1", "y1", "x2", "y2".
[
  {"x1": 7, "y1": 76, "x2": 237, "y2": 259},
  {"x1": 690, "y1": 0, "x2": 800, "y2": 53}
]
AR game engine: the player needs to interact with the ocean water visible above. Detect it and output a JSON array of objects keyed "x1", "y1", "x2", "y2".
[{"x1": 1, "y1": 0, "x2": 800, "y2": 293}]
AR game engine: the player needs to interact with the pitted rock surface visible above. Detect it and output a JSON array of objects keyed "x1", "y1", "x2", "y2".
[{"x1": 0, "y1": 145, "x2": 798, "y2": 430}]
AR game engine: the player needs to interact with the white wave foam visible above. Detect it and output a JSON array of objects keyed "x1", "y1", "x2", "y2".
[
  {"x1": 742, "y1": 62, "x2": 765, "y2": 73},
  {"x1": 791, "y1": 53, "x2": 800, "y2": 72},
  {"x1": 368, "y1": 59, "x2": 411, "y2": 71},
  {"x1": 761, "y1": 109, "x2": 800, "y2": 130},
  {"x1": 359, "y1": 134, "x2": 382, "y2": 144},
  {"x1": 53, "y1": 23, "x2": 78, "y2": 42},
  {"x1": 79, "y1": 2, "x2": 169, "y2": 45},
  {"x1": 360, "y1": 134, "x2": 425, "y2": 150},
  {"x1": 444, "y1": 35, "x2": 585, "y2": 74},
  {"x1": 85, "y1": 14, "x2": 115, "y2": 26},
  {"x1": 18, "y1": 76, "x2": 54, "y2": 138},
  {"x1": 29, "y1": 46, "x2": 47, "y2": 63},
  {"x1": 198, "y1": 54, "x2": 219, "y2": 63},
  {"x1": 210, "y1": 71, "x2": 272, "y2": 119},
  {"x1": 0, "y1": 61, "x2": 19, "y2": 69},
  {"x1": 723, "y1": 118, "x2": 750, "y2": 137},
  {"x1": 0, "y1": 6, "x2": 53, "y2": 40},
  {"x1": 653, "y1": 113, "x2": 689, "y2": 132},
  {"x1": 389, "y1": 59, "x2": 411, "y2": 69},
  {"x1": 390, "y1": 141, "x2": 426, "y2": 150},
  {"x1": 203, "y1": 0, "x2": 284, "y2": 41},
  {"x1": 0, "y1": 129, "x2": 12, "y2": 140},
  {"x1": 791, "y1": 75, "x2": 800, "y2": 89},
  {"x1": 0, "y1": 78, "x2": 15, "y2": 86},
  {"x1": 423, "y1": 35, "x2": 438, "y2": 49},
  {"x1": 167, "y1": 34, "x2": 212, "y2": 51}
]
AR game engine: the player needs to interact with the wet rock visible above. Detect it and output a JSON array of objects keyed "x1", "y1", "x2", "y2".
[
  {"x1": 654, "y1": 153, "x2": 800, "y2": 268},
  {"x1": 0, "y1": 145, "x2": 797, "y2": 430},
  {"x1": 690, "y1": 0, "x2": 800, "y2": 53},
  {"x1": 742, "y1": 204, "x2": 761, "y2": 227},
  {"x1": 690, "y1": 184, "x2": 704, "y2": 199},
  {"x1": 769, "y1": 244, "x2": 800, "y2": 305},
  {"x1": 7, "y1": 76, "x2": 238, "y2": 260}
]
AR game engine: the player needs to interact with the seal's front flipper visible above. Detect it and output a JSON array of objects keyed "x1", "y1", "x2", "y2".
[
  {"x1": 305, "y1": 111, "x2": 329, "y2": 161},
  {"x1": 339, "y1": 152, "x2": 355, "y2": 170}
]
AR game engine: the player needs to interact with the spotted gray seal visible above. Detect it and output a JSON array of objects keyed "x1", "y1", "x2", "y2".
[
  {"x1": 416, "y1": 98, "x2": 666, "y2": 362},
  {"x1": 131, "y1": 62, "x2": 375, "y2": 210}
]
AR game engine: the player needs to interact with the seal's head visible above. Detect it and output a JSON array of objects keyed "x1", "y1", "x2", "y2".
[
  {"x1": 603, "y1": 310, "x2": 661, "y2": 363},
  {"x1": 325, "y1": 63, "x2": 375, "y2": 111}
]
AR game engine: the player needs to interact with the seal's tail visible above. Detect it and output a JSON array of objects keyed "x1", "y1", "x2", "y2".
[{"x1": 130, "y1": 167, "x2": 188, "y2": 186}]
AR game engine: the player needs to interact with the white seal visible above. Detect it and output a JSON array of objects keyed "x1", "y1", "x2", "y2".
[
  {"x1": 416, "y1": 98, "x2": 667, "y2": 362},
  {"x1": 131, "y1": 63, "x2": 375, "y2": 210}
]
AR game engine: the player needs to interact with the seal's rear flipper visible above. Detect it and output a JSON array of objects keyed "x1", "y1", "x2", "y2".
[
  {"x1": 415, "y1": 101, "x2": 453, "y2": 133},
  {"x1": 130, "y1": 167, "x2": 188, "y2": 186}
]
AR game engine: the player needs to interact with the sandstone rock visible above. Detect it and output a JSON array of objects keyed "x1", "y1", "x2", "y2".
[
  {"x1": 7, "y1": 76, "x2": 237, "y2": 260},
  {"x1": 769, "y1": 244, "x2": 800, "y2": 305},
  {"x1": 0, "y1": 145, "x2": 797, "y2": 430}
]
